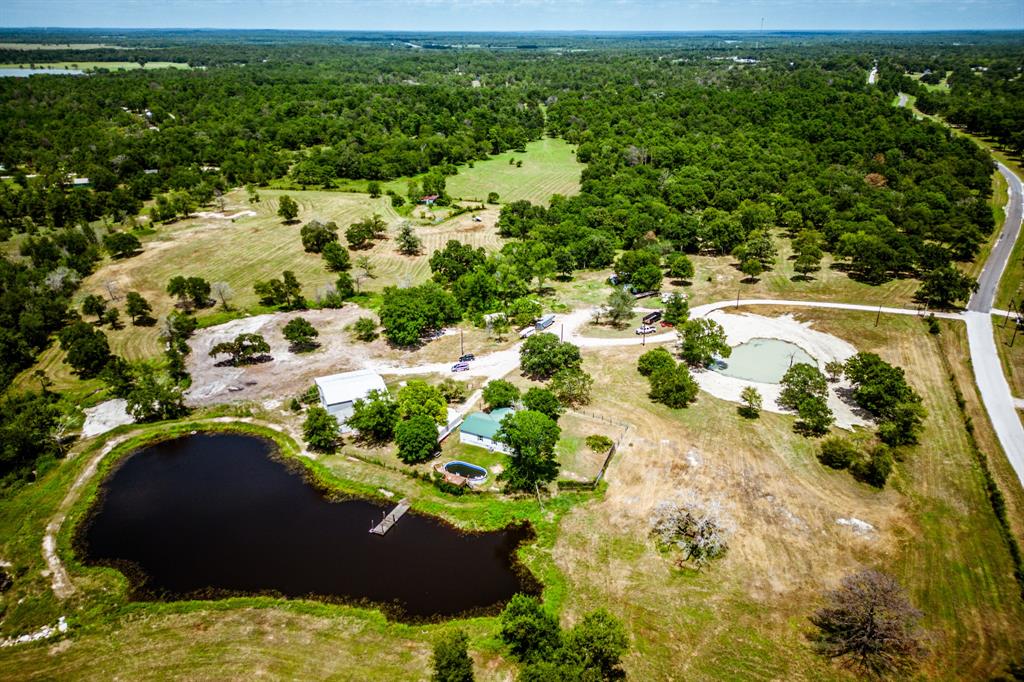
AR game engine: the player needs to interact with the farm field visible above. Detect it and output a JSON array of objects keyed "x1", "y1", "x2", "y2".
[
  {"x1": 0, "y1": 43, "x2": 130, "y2": 50},
  {"x1": 0, "y1": 61, "x2": 189, "y2": 70},
  {"x1": 444, "y1": 137, "x2": 583, "y2": 206}
]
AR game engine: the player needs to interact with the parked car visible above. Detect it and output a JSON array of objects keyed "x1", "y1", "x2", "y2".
[
  {"x1": 635, "y1": 325, "x2": 657, "y2": 335},
  {"x1": 451, "y1": 362, "x2": 470, "y2": 372},
  {"x1": 660, "y1": 320, "x2": 674, "y2": 328},
  {"x1": 459, "y1": 353, "x2": 475, "y2": 362}
]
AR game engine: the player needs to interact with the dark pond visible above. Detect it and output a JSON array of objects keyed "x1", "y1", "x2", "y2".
[{"x1": 78, "y1": 433, "x2": 536, "y2": 620}]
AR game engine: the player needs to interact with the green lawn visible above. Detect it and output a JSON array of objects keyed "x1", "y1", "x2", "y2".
[{"x1": 444, "y1": 137, "x2": 583, "y2": 206}]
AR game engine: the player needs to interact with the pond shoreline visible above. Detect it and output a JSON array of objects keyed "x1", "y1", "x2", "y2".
[{"x1": 71, "y1": 426, "x2": 541, "y2": 623}]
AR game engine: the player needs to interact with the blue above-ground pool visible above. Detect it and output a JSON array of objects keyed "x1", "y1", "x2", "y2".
[{"x1": 444, "y1": 460, "x2": 488, "y2": 482}]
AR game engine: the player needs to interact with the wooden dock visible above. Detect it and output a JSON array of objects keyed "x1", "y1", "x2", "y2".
[{"x1": 369, "y1": 498, "x2": 411, "y2": 535}]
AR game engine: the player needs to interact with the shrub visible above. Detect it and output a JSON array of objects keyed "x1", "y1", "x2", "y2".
[
  {"x1": 438, "y1": 378, "x2": 468, "y2": 404},
  {"x1": 818, "y1": 437, "x2": 859, "y2": 470},
  {"x1": 585, "y1": 434, "x2": 613, "y2": 452},
  {"x1": 352, "y1": 316, "x2": 378, "y2": 341},
  {"x1": 851, "y1": 445, "x2": 894, "y2": 488},
  {"x1": 648, "y1": 364, "x2": 699, "y2": 408},
  {"x1": 431, "y1": 629, "x2": 474, "y2": 682},
  {"x1": 637, "y1": 347, "x2": 675, "y2": 377},
  {"x1": 499, "y1": 594, "x2": 562, "y2": 662}
]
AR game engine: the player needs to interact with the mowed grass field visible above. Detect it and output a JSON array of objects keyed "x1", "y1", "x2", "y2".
[
  {"x1": 12, "y1": 188, "x2": 507, "y2": 392},
  {"x1": 551, "y1": 309, "x2": 1024, "y2": 679},
  {"x1": 357, "y1": 137, "x2": 580, "y2": 207},
  {"x1": 441, "y1": 137, "x2": 582, "y2": 206}
]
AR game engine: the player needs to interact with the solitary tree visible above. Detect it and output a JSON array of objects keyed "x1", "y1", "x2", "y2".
[
  {"x1": 810, "y1": 569, "x2": 926, "y2": 677},
  {"x1": 282, "y1": 317, "x2": 319, "y2": 351},
  {"x1": 650, "y1": 495, "x2": 731, "y2": 567},
  {"x1": 209, "y1": 332, "x2": 271, "y2": 365},
  {"x1": 496, "y1": 410, "x2": 561, "y2": 492},
  {"x1": 916, "y1": 265, "x2": 978, "y2": 309},
  {"x1": 824, "y1": 360, "x2": 845, "y2": 383},
  {"x1": 666, "y1": 253, "x2": 695, "y2": 281},
  {"x1": 796, "y1": 396, "x2": 834, "y2": 436},
  {"x1": 678, "y1": 318, "x2": 731, "y2": 367},
  {"x1": 739, "y1": 386, "x2": 762, "y2": 418},
  {"x1": 58, "y1": 321, "x2": 111, "y2": 377},
  {"x1": 637, "y1": 347, "x2": 676, "y2": 377},
  {"x1": 322, "y1": 241, "x2": 352, "y2": 272},
  {"x1": 431, "y1": 629, "x2": 475, "y2": 682},
  {"x1": 300, "y1": 219, "x2": 339, "y2": 253},
  {"x1": 549, "y1": 367, "x2": 593, "y2": 407},
  {"x1": 395, "y1": 414, "x2": 439, "y2": 464},
  {"x1": 303, "y1": 406, "x2": 339, "y2": 452},
  {"x1": 103, "y1": 231, "x2": 142, "y2": 259},
  {"x1": 520, "y1": 333, "x2": 581, "y2": 379},
  {"x1": 82, "y1": 293, "x2": 107, "y2": 322},
  {"x1": 606, "y1": 287, "x2": 635, "y2": 327},
  {"x1": 778, "y1": 363, "x2": 828, "y2": 411},
  {"x1": 277, "y1": 194, "x2": 299, "y2": 223},
  {"x1": 648, "y1": 364, "x2": 700, "y2": 408},
  {"x1": 211, "y1": 281, "x2": 234, "y2": 309},
  {"x1": 663, "y1": 292, "x2": 690, "y2": 325},
  {"x1": 125, "y1": 291, "x2": 153, "y2": 325},
  {"x1": 396, "y1": 222, "x2": 423, "y2": 255}
]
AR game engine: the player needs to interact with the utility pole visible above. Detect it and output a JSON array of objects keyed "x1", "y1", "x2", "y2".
[
  {"x1": 1005, "y1": 299, "x2": 1015, "y2": 328},
  {"x1": 874, "y1": 305, "x2": 882, "y2": 327},
  {"x1": 460, "y1": 328, "x2": 464, "y2": 356}
]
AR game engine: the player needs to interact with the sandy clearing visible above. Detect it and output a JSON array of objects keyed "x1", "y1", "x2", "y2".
[
  {"x1": 185, "y1": 306, "x2": 370, "y2": 405},
  {"x1": 693, "y1": 310, "x2": 869, "y2": 429},
  {"x1": 81, "y1": 399, "x2": 133, "y2": 438},
  {"x1": 193, "y1": 210, "x2": 257, "y2": 220}
]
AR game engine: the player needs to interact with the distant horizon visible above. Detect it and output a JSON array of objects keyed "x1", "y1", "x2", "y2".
[
  {"x1": 4, "y1": 27, "x2": 1024, "y2": 35},
  {"x1": 3, "y1": 0, "x2": 1022, "y2": 33}
]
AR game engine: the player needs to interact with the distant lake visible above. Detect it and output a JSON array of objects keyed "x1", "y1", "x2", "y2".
[
  {"x1": 0, "y1": 67, "x2": 84, "y2": 77},
  {"x1": 77, "y1": 433, "x2": 537, "y2": 620}
]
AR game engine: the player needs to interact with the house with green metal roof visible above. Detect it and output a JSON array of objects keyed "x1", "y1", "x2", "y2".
[{"x1": 459, "y1": 407, "x2": 514, "y2": 454}]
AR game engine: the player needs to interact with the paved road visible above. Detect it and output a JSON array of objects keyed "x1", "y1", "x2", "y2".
[{"x1": 970, "y1": 163, "x2": 1023, "y2": 312}]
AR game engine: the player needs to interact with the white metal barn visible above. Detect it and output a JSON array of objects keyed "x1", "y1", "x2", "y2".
[{"x1": 314, "y1": 369, "x2": 388, "y2": 432}]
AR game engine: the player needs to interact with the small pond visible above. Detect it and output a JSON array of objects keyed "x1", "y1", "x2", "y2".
[
  {"x1": 78, "y1": 433, "x2": 535, "y2": 620},
  {"x1": 712, "y1": 337, "x2": 816, "y2": 384},
  {"x1": 0, "y1": 67, "x2": 84, "y2": 77},
  {"x1": 444, "y1": 460, "x2": 488, "y2": 481}
]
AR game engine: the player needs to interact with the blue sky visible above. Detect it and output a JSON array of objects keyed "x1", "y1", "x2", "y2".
[{"x1": 3, "y1": 0, "x2": 1022, "y2": 32}]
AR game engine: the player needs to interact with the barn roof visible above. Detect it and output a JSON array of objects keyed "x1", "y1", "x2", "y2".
[{"x1": 315, "y1": 369, "x2": 387, "y2": 406}]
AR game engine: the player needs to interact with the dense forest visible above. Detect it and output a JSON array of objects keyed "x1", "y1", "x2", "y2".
[{"x1": 0, "y1": 30, "x2": 1021, "y2": 487}]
